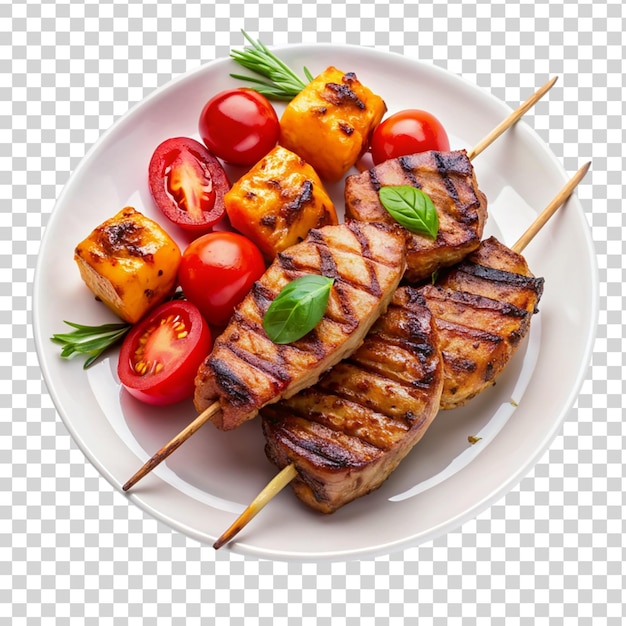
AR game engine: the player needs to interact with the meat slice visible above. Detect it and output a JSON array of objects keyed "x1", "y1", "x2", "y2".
[
  {"x1": 194, "y1": 221, "x2": 407, "y2": 431},
  {"x1": 418, "y1": 236, "x2": 544, "y2": 409},
  {"x1": 261, "y1": 287, "x2": 443, "y2": 513},
  {"x1": 344, "y1": 150, "x2": 488, "y2": 283}
]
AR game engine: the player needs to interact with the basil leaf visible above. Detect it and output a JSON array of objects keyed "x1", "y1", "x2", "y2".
[
  {"x1": 378, "y1": 185, "x2": 439, "y2": 239},
  {"x1": 263, "y1": 275, "x2": 334, "y2": 344}
]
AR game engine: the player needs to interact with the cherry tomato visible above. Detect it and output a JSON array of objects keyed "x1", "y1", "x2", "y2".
[
  {"x1": 198, "y1": 89, "x2": 279, "y2": 166},
  {"x1": 370, "y1": 109, "x2": 450, "y2": 165},
  {"x1": 117, "y1": 300, "x2": 212, "y2": 406},
  {"x1": 148, "y1": 137, "x2": 231, "y2": 235},
  {"x1": 178, "y1": 232, "x2": 266, "y2": 327}
]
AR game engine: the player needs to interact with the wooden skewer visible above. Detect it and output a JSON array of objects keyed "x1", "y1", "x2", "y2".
[
  {"x1": 212, "y1": 162, "x2": 591, "y2": 550},
  {"x1": 467, "y1": 76, "x2": 558, "y2": 161},
  {"x1": 355, "y1": 76, "x2": 557, "y2": 172},
  {"x1": 512, "y1": 161, "x2": 590, "y2": 254},
  {"x1": 123, "y1": 79, "x2": 559, "y2": 494},
  {"x1": 122, "y1": 401, "x2": 220, "y2": 491},
  {"x1": 213, "y1": 464, "x2": 298, "y2": 549}
]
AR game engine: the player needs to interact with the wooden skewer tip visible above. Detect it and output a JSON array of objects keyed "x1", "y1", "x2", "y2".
[
  {"x1": 512, "y1": 161, "x2": 591, "y2": 254},
  {"x1": 468, "y1": 76, "x2": 559, "y2": 161},
  {"x1": 122, "y1": 400, "x2": 221, "y2": 492},
  {"x1": 213, "y1": 463, "x2": 298, "y2": 550}
]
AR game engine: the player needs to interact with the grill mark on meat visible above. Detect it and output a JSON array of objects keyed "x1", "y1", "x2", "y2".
[
  {"x1": 231, "y1": 308, "x2": 328, "y2": 361},
  {"x1": 433, "y1": 151, "x2": 460, "y2": 206},
  {"x1": 276, "y1": 250, "x2": 385, "y2": 298},
  {"x1": 210, "y1": 359, "x2": 255, "y2": 407},
  {"x1": 398, "y1": 156, "x2": 422, "y2": 188},
  {"x1": 346, "y1": 221, "x2": 383, "y2": 297},
  {"x1": 433, "y1": 150, "x2": 474, "y2": 176},
  {"x1": 441, "y1": 351, "x2": 503, "y2": 382},
  {"x1": 263, "y1": 405, "x2": 385, "y2": 468},
  {"x1": 331, "y1": 281, "x2": 359, "y2": 331},
  {"x1": 305, "y1": 230, "x2": 360, "y2": 329},
  {"x1": 275, "y1": 249, "x2": 296, "y2": 270},
  {"x1": 346, "y1": 220, "x2": 372, "y2": 257},
  {"x1": 441, "y1": 352, "x2": 478, "y2": 374},
  {"x1": 272, "y1": 394, "x2": 412, "y2": 453},
  {"x1": 277, "y1": 227, "x2": 387, "y2": 302},
  {"x1": 249, "y1": 282, "x2": 276, "y2": 316},
  {"x1": 224, "y1": 343, "x2": 292, "y2": 385},
  {"x1": 459, "y1": 262, "x2": 545, "y2": 293},
  {"x1": 290, "y1": 328, "x2": 328, "y2": 360},
  {"x1": 430, "y1": 286, "x2": 529, "y2": 319},
  {"x1": 435, "y1": 318, "x2": 503, "y2": 345},
  {"x1": 342, "y1": 354, "x2": 436, "y2": 392},
  {"x1": 368, "y1": 168, "x2": 382, "y2": 192}
]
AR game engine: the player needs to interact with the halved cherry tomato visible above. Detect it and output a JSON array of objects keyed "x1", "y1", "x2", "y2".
[
  {"x1": 198, "y1": 89, "x2": 279, "y2": 166},
  {"x1": 117, "y1": 300, "x2": 212, "y2": 406},
  {"x1": 370, "y1": 109, "x2": 450, "y2": 165},
  {"x1": 148, "y1": 137, "x2": 231, "y2": 235},
  {"x1": 178, "y1": 232, "x2": 266, "y2": 327}
]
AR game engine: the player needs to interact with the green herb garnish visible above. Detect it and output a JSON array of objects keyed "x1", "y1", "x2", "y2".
[
  {"x1": 230, "y1": 31, "x2": 314, "y2": 101},
  {"x1": 263, "y1": 275, "x2": 334, "y2": 344},
  {"x1": 51, "y1": 320, "x2": 131, "y2": 369},
  {"x1": 378, "y1": 185, "x2": 439, "y2": 239}
]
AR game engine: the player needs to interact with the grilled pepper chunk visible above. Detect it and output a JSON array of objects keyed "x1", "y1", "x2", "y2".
[
  {"x1": 74, "y1": 207, "x2": 181, "y2": 324},
  {"x1": 279, "y1": 66, "x2": 387, "y2": 182},
  {"x1": 224, "y1": 145, "x2": 338, "y2": 261}
]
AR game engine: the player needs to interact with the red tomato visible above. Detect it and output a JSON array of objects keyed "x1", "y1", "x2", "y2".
[
  {"x1": 370, "y1": 109, "x2": 450, "y2": 165},
  {"x1": 178, "y1": 232, "x2": 266, "y2": 327},
  {"x1": 198, "y1": 89, "x2": 279, "y2": 166},
  {"x1": 148, "y1": 137, "x2": 231, "y2": 235},
  {"x1": 117, "y1": 300, "x2": 212, "y2": 406}
]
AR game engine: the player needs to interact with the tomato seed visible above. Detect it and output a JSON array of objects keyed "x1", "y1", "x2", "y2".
[{"x1": 131, "y1": 314, "x2": 189, "y2": 376}]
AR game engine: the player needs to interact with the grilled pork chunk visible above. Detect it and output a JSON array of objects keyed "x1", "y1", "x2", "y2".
[
  {"x1": 194, "y1": 221, "x2": 407, "y2": 431},
  {"x1": 344, "y1": 150, "x2": 488, "y2": 283},
  {"x1": 261, "y1": 287, "x2": 443, "y2": 514},
  {"x1": 419, "y1": 236, "x2": 544, "y2": 409}
]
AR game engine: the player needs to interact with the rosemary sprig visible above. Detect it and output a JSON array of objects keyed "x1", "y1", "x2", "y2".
[
  {"x1": 230, "y1": 31, "x2": 314, "y2": 101},
  {"x1": 51, "y1": 320, "x2": 131, "y2": 369}
]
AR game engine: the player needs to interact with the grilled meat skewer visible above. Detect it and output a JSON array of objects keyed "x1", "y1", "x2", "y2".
[
  {"x1": 419, "y1": 236, "x2": 544, "y2": 409},
  {"x1": 260, "y1": 236, "x2": 543, "y2": 514},
  {"x1": 345, "y1": 149, "x2": 488, "y2": 283},
  {"x1": 194, "y1": 220, "x2": 407, "y2": 431},
  {"x1": 261, "y1": 286, "x2": 444, "y2": 513},
  {"x1": 227, "y1": 163, "x2": 590, "y2": 532}
]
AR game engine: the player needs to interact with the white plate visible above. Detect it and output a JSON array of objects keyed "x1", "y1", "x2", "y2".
[{"x1": 33, "y1": 44, "x2": 598, "y2": 561}]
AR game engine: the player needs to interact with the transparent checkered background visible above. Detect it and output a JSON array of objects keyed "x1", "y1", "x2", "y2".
[{"x1": 2, "y1": 0, "x2": 624, "y2": 623}]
